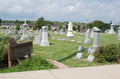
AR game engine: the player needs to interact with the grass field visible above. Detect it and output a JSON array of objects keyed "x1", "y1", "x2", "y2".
[{"x1": 0, "y1": 30, "x2": 119, "y2": 69}]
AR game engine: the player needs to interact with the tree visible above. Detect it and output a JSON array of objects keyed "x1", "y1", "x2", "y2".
[
  {"x1": 59, "y1": 24, "x2": 62, "y2": 29},
  {"x1": 34, "y1": 17, "x2": 45, "y2": 30},
  {"x1": 16, "y1": 23, "x2": 20, "y2": 30},
  {"x1": 48, "y1": 24, "x2": 51, "y2": 30},
  {"x1": 77, "y1": 25, "x2": 81, "y2": 32},
  {"x1": 73, "y1": 26, "x2": 76, "y2": 31},
  {"x1": 88, "y1": 20, "x2": 106, "y2": 32}
]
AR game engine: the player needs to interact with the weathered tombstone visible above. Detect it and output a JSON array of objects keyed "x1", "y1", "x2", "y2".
[
  {"x1": 29, "y1": 30, "x2": 34, "y2": 38},
  {"x1": 8, "y1": 28, "x2": 12, "y2": 34},
  {"x1": 90, "y1": 27, "x2": 101, "y2": 54},
  {"x1": 66, "y1": 22, "x2": 74, "y2": 39},
  {"x1": 5, "y1": 29, "x2": 9, "y2": 37},
  {"x1": 48, "y1": 33, "x2": 51, "y2": 37},
  {"x1": 117, "y1": 27, "x2": 120, "y2": 40},
  {"x1": 78, "y1": 46, "x2": 84, "y2": 51},
  {"x1": 20, "y1": 19, "x2": 30, "y2": 40},
  {"x1": 78, "y1": 36, "x2": 81, "y2": 38},
  {"x1": 80, "y1": 25, "x2": 84, "y2": 35},
  {"x1": 87, "y1": 55, "x2": 95, "y2": 62},
  {"x1": 40, "y1": 26, "x2": 49, "y2": 46},
  {"x1": 14, "y1": 30, "x2": 20, "y2": 38},
  {"x1": 76, "y1": 53, "x2": 82, "y2": 59},
  {"x1": 85, "y1": 47, "x2": 89, "y2": 52},
  {"x1": 60, "y1": 26, "x2": 66, "y2": 35},
  {"x1": 108, "y1": 21, "x2": 116, "y2": 34},
  {"x1": 88, "y1": 47, "x2": 91, "y2": 53},
  {"x1": 61, "y1": 39, "x2": 66, "y2": 41},
  {"x1": 39, "y1": 29, "x2": 42, "y2": 35},
  {"x1": 33, "y1": 34, "x2": 41, "y2": 44},
  {"x1": 52, "y1": 38, "x2": 55, "y2": 39},
  {"x1": 84, "y1": 29, "x2": 91, "y2": 44}
]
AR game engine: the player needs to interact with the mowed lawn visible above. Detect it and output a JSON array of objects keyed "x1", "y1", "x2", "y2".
[{"x1": 0, "y1": 31, "x2": 119, "y2": 67}]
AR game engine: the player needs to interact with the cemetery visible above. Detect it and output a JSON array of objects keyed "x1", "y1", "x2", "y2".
[{"x1": 0, "y1": 19, "x2": 120, "y2": 73}]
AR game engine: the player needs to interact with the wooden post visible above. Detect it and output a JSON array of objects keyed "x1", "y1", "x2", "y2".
[{"x1": 8, "y1": 43, "x2": 12, "y2": 68}]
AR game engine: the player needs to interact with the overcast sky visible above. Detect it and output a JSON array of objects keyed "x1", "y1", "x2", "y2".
[{"x1": 0, "y1": 0, "x2": 120, "y2": 24}]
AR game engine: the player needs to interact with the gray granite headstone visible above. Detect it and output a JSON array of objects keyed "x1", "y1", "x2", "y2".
[
  {"x1": 78, "y1": 46, "x2": 84, "y2": 51},
  {"x1": 76, "y1": 53, "x2": 82, "y2": 59},
  {"x1": 87, "y1": 55, "x2": 95, "y2": 62},
  {"x1": 33, "y1": 34, "x2": 41, "y2": 44},
  {"x1": 84, "y1": 29, "x2": 91, "y2": 44},
  {"x1": 40, "y1": 26, "x2": 49, "y2": 46}
]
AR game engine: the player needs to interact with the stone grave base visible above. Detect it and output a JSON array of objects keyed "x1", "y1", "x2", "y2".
[
  {"x1": 84, "y1": 39, "x2": 91, "y2": 44},
  {"x1": 66, "y1": 36, "x2": 74, "y2": 39},
  {"x1": 40, "y1": 41, "x2": 49, "y2": 46}
]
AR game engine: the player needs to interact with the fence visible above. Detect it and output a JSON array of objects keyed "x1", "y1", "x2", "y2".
[{"x1": 8, "y1": 38, "x2": 33, "y2": 68}]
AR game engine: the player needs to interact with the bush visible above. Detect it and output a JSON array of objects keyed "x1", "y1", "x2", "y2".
[
  {"x1": 93, "y1": 44, "x2": 120, "y2": 63},
  {"x1": 0, "y1": 37, "x2": 9, "y2": 64},
  {"x1": 73, "y1": 26, "x2": 76, "y2": 31}
]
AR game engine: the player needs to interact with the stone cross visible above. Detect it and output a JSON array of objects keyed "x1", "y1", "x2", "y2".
[
  {"x1": 40, "y1": 26, "x2": 49, "y2": 46},
  {"x1": 20, "y1": 19, "x2": 29, "y2": 40}
]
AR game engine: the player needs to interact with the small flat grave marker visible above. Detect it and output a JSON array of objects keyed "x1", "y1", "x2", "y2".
[
  {"x1": 76, "y1": 53, "x2": 82, "y2": 59},
  {"x1": 87, "y1": 55, "x2": 95, "y2": 62},
  {"x1": 70, "y1": 40, "x2": 75, "y2": 42},
  {"x1": 78, "y1": 46, "x2": 84, "y2": 51},
  {"x1": 77, "y1": 41, "x2": 82, "y2": 43}
]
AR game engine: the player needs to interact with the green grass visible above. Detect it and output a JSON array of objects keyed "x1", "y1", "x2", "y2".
[{"x1": 0, "y1": 30, "x2": 120, "y2": 73}]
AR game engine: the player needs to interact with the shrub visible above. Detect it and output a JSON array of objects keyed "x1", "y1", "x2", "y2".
[
  {"x1": 0, "y1": 37, "x2": 9, "y2": 64},
  {"x1": 93, "y1": 44, "x2": 120, "y2": 63}
]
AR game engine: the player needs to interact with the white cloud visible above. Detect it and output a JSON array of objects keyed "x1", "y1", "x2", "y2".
[
  {"x1": 5, "y1": 5, "x2": 23, "y2": 14},
  {"x1": 25, "y1": 9, "x2": 34, "y2": 13}
]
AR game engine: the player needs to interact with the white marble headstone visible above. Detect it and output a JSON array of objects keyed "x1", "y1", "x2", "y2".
[{"x1": 76, "y1": 53, "x2": 82, "y2": 59}]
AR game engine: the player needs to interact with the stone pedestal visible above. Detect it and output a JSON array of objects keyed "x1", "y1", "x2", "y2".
[
  {"x1": 108, "y1": 22, "x2": 116, "y2": 34},
  {"x1": 20, "y1": 19, "x2": 29, "y2": 40},
  {"x1": 117, "y1": 27, "x2": 120, "y2": 40},
  {"x1": 66, "y1": 22, "x2": 74, "y2": 39},
  {"x1": 29, "y1": 30, "x2": 34, "y2": 38},
  {"x1": 84, "y1": 29, "x2": 91, "y2": 44},
  {"x1": 90, "y1": 27, "x2": 97, "y2": 38},
  {"x1": 40, "y1": 26, "x2": 49, "y2": 46}
]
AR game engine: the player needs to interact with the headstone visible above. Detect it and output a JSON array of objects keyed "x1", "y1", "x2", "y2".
[
  {"x1": 88, "y1": 47, "x2": 91, "y2": 53},
  {"x1": 90, "y1": 27, "x2": 97, "y2": 38},
  {"x1": 40, "y1": 26, "x2": 49, "y2": 46},
  {"x1": 66, "y1": 22, "x2": 74, "y2": 39},
  {"x1": 5, "y1": 29, "x2": 9, "y2": 37},
  {"x1": 20, "y1": 25, "x2": 23, "y2": 35},
  {"x1": 108, "y1": 21, "x2": 116, "y2": 34},
  {"x1": 29, "y1": 30, "x2": 34, "y2": 38},
  {"x1": 84, "y1": 29, "x2": 91, "y2": 44},
  {"x1": 60, "y1": 26, "x2": 66, "y2": 35},
  {"x1": 77, "y1": 41, "x2": 82, "y2": 43},
  {"x1": 78, "y1": 46, "x2": 84, "y2": 51},
  {"x1": 90, "y1": 27, "x2": 101, "y2": 54},
  {"x1": 76, "y1": 53, "x2": 82, "y2": 59},
  {"x1": 70, "y1": 40, "x2": 75, "y2": 42},
  {"x1": 1, "y1": 29, "x2": 3, "y2": 33},
  {"x1": 33, "y1": 34, "x2": 41, "y2": 44},
  {"x1": 48, "y1": 33, "x2": 51, "y2": 37},
  {"x1": 85, "y1": 47, "x2": 89, "y2": 52},
  {"x1": 0, "y1": 37, "x2": 4, "y2": 39},
  {"x1": 80, "y1": 25, "x2": 84, "y2": 35},
  {"x1": 35, "y1": 29, "x2": 39, "y2": 34},
  {"x1": 61, "y1": 39, "x2": 66, "y2": 41},
  {"x1": 20, "y1": 19, "x2": 30, "y2": 40},
  {"x1": 52, "y1": 38, "x2": 55, "y2": 39},
  {"x1": 14, "y1": 30, "x2": 20, "y2": 38},
  {"x1": 78, "y1": 36, "x2": 81, "y2": 38},
  {"x1": 87, "y1": 55, "x2": 95, "y2": 62},
  {"x1": 57, "y1": 38, "x2": 61, "y2": 40},
  {"x1": 39, "y1": 29, "x2": 42, "y2": 34},
  {"x1": 55, "y1": 26, "x2": 59, "y2": 35},
  {"x1": 8, "y1": 28, "x2": 12, "y2": 34},
  {"x1": 117, "y1": 27, "x2": 120, "y2": 40}
]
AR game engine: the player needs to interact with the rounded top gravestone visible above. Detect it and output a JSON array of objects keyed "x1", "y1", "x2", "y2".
[{"x1": 42, "y1": 26, "x2": 48, "y2": 32}]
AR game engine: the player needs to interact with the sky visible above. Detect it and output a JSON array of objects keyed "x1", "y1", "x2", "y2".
[{"x1": 0, "y1": 0, "x2": 120, "y2": 24}]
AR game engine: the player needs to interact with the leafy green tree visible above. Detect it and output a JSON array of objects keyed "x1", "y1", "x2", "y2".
[
  {"x1": 59, "y1": 24, "x2": 62, "y2": 29},
  {"x1": 34, "y1": 17, "x2": 45, "y2": 30},
  {"x1": 48, "y1": 24, "x2": 51, "y2": 30},
  {"x1": 16, "y1": 23, "x2": 20, "y2": 30},
  {"x1": 77, "y1": 25, "x2": 81, "y2": 32},
  {"x1": 73, "y1": 26, "x2": 76, "y2": 31}
]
